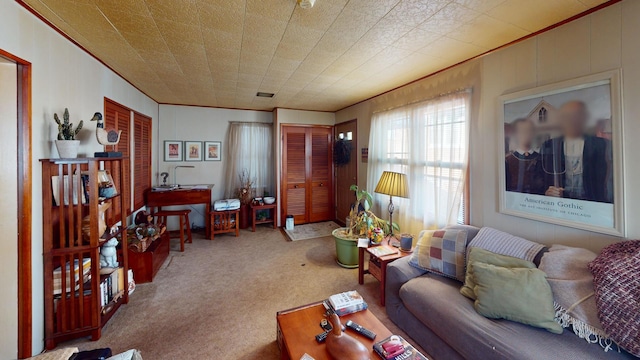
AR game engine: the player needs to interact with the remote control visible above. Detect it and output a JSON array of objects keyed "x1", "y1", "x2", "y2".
[
  {"x1": 345, "y1": 320, "x2": 376, "y2": 340},
  {"x1": 315, "y1": 330, "x2": 330, "y2": 343},
  {"x1": 320, "y1": 318, "x2": 333, "y2": 331}
]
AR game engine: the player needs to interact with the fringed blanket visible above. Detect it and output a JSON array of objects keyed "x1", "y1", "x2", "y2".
[
  {"x1": 539, "y1": 245, "x2": 617, "y2": 352},
  {"x1": 589, "y1": 241, "x2": 640, "y2": 357}
]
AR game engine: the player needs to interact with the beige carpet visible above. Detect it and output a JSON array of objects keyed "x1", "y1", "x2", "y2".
[
  {"x1": 61, "y1": 228, "x2": 429, "y2": 359},
  {"x1": 283, "y1": 221, "x2": 341, "y2": 241}
]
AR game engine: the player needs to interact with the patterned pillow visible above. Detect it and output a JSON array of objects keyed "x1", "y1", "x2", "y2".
[
  {"x1": 466, "y1": 227, "x2": 546, "y2": 265},
  {"x1": 409, "y1": 229, "x2": 469, "y2": 282}
]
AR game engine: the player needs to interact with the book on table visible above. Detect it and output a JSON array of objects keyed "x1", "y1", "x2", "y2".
[
  {"x1": 373, "y1": 335, "x2": 429, "y2": 360},
  {"x1": 328, "y1": 290, "x2": 368, "y2": 316},
  {"x1": 368, "y1": 245, "x2": 399, "y2": 257}
]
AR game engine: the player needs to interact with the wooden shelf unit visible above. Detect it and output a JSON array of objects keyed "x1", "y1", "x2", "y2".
[{"x1": 41, "y1": 157, "x2": 130, "y2": 349}]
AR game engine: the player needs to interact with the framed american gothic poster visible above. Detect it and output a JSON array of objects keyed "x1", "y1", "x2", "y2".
[{"x1": 498, "y1": 70, "x2": 625, "y2": 236}]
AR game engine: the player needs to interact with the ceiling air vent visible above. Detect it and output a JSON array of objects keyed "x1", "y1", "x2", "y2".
[
  {"x1": 297, "y1": 0, "x2": 316, "y2": 8},
  {"x1": 256, "y1": 92, "x2": 275, "y2": 98}
]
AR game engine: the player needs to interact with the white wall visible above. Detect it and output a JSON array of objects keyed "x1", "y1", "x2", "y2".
[
  {"x1": 158, "y1": 105, "x2": 272, "y2": 229},
  {"x1": 336, "y1": 1, "x2": 637, "y2": 253},
  {"x1": 273, "y1": 108, "x2": 335, "y2": 225},
  {"x1": 0, "y1": 1, "x2": 159, "y2": 355},
  {"x1": 0, "y1": 58, "x2": 18, "y2": 359}
]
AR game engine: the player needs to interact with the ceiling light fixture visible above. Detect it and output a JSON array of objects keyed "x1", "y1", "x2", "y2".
[
  {"x1": 297, "y1": 0, "x2": 316, "y2": 9},
  {"x1": 256, "y1": 92, "x2": 275, "y2": 98}
]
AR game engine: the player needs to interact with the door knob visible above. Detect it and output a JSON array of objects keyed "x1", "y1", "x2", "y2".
[
  {"x1": 294, "y1": 185, "x2": 299, "y2": 188},
  {"x1": 320, "y1": 183, "x2": 323, "y2": 187}
]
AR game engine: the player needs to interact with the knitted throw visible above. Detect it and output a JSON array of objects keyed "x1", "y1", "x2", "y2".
[{"x1": 589, "y1": 241, "x2": 640, "y2": 357}]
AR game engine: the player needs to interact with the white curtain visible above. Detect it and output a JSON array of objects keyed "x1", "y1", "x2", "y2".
[
  {"x1": 367, "y1": 90, "x2": 471, "y2": 235},
  {"x1": 224, "y1": 122, "x2": 273, "y2": 199}
]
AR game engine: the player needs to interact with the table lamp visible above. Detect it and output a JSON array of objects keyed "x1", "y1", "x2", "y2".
[{"x1": 374, "y1": 171, "x2": 409, "y2": 239}]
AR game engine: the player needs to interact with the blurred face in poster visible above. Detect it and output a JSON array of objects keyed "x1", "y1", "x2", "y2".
[
  {"x1": 559, "y1": 101, "x2": 588, "y2": 139},
  {"x1": 514, "y1": 119, "x2": 535, "y2": 151}
]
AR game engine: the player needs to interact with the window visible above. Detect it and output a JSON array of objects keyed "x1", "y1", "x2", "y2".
[
  {"x1": 104, "y1": 98, "x2": 131, "y2": 217},
  {"x1": 538, "y1": 107, "x2": 547, "y2": 123},
  {"x1": 133, "y1": 112, "x2": 152, "y2": 210},
  {"x1": 367, "y1": 90, "x2": 471, "y2": 234},
  {"x1": 224, "y1": 122, "x2": 273, "y2": 198}
]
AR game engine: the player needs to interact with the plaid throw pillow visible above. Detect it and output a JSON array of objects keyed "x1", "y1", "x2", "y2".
[{"x1": 409, "y1": 229, "x2": 469, "y2": 282}]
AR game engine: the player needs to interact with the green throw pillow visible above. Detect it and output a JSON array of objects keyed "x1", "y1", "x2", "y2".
[
  {"x1": 472, "y1": 261, "x2": 563, "y2": 334},
  {"x1": 460, "y1": 247, "x2": 536, "y2": 300}
]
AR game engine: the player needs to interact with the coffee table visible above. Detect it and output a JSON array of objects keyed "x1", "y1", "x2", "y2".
[{"x1": 276, "y1": 301, "x2": 393, "y2": 360}]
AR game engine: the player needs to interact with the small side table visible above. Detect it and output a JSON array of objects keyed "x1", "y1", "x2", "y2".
[
  {"x1": 209, "y1": 209, "x2": 240, "y2": 240},
  {"x1": 358, "y1": 243, "x2": 412, "y2": 306},
  {"x1": 251, "y1": 203, "x2": 277, "y2": 232}
]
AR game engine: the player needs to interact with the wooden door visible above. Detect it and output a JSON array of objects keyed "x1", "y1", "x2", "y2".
[
  {"x1": 281, "y1": 125, "x2": 334, "y2": 225},
  {"x1": 309, "y1": 127, "x2": 333, "y2": 222},
  {"x1": 334, "y1": 120, "x2": 357, "y2": 224},
  {"x1": 282, "y1": 126, "x2": 308, "y2": 224}
]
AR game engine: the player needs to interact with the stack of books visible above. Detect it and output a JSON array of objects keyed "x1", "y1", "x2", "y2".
[
  {"x1": 373, "y1": 335, "x2": 429, "y2": 360},
  {"x1": 368, "y1": 245, "x2": 399, "y2": 258},
  {"x1": 327, "y1": 290, "x2": 368, "y2": 316},
  {"x1": 53, "y1": 258, "x2": 91, "y2": 295},
  {"x1": 99, "y1": 267, "x2": 125, "y2": 307}
]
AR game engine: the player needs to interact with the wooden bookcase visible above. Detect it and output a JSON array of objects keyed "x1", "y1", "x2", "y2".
[{"x1": 41, "y1": 157, "x2": 129, "y2": 349}]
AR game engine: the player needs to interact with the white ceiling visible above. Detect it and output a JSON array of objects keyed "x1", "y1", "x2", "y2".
[{"x1": 21, "y1": 0, "x2": 608, "y2": 111}]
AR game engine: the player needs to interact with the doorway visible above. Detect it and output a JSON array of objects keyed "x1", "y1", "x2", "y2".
[
  {"x1": 0, "y1": 49, "x2": 33, "y2": 359},
  {"x1": 334, "y1": 120, "x2": 357, "y2": 225}
]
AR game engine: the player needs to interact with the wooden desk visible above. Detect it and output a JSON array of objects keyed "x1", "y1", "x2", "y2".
[{"x1": 145, "y1": 186, "x2": 212, "y2": 238}]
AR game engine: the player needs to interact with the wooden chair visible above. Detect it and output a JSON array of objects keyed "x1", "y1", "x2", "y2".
[{"x1": 155, "y1": 209, "x2": 192, "y2": 252}]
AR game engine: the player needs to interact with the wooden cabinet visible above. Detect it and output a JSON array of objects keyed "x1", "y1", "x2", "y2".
[
  {"x1": 41, "y1": 157, "x2": 129, "y2": 349},
  {"x1": 281, "y1": 126, "x2": 333, "y2": 224}
]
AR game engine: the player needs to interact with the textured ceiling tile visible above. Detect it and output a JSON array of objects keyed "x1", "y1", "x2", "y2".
[
  {"x1": 289, "y1": 2, "x2": 345, "y2": 30},
  {"x1": 453, "y1": 0, "x2": 507, "y2": 13},
  {"x1": 394, "y1": 28, "x2": 442, "y2": 51},
  {"x1": 328, "y1": 8, "x2": 381, "y2": 40},
  {"x1": 246, "y1": 0, "x2": 296, "y2": 21},
  {"x1": 416, "y1": 37, "x2": 486, "y2": 60},
  {"x1": 269, "y1": 57, "x2": 303, "y2": 71},
  {"x1": 359, "y1": 18, "x2": 413, "y2": 47},
  {"x1": 383, "y1": 0, "x2": 450, "y2": 27},
  {"x1": 487, "y1": 0, "x2": 590, "y2": 32},
  {"x1": 202, "y1": 28, "x2": 243, "y2": 51},
  {"x1": 344, "y1": 0, "x2": 400, "y2": 17},
  {"x1": 449, "y1": 14, "x2": 529, "y2": 48},
  {"x1": 417, "y1": 2, "x2": 480, "y2": 34},
  {"x1": 122, "y1": 32, "x2": 170, "y2": 54},
  {"x1": 243, "y1": 14, "x2": 288, "y2": 41},
  {"x1": 145, "y1": 0, "x2": 199, "y2": 22},
  {"x1": 94, "y1": 0, "x2": 152, "y2": 16},
  {"x1": 197, "y1": 3, "x2": 244, "y2": 34}
]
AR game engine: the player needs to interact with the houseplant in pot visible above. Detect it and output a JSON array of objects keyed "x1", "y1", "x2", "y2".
[
  {"x1": 54, "y1": 108, "x2": 83, "y2": 158},
  {"x1": 332, "y1": 185, "x2": 399, "y2": 268}
]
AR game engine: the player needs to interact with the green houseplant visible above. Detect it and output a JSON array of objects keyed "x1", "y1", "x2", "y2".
[
  {"x1": 54, "y1": 108, "x2": 84, "y2": 158},
  {"x1": 332, "y1": 185, "x2": 399, "y2": 268}
]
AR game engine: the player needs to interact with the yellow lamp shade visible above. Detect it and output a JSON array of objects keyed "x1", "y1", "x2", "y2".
[{"x1": 374, "y1": 171, "x2": 409, "y2": 198}]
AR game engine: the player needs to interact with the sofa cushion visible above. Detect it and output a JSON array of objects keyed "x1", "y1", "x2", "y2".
[
  {"x1": 398, "y1": 274, "x2": 635, "y2": 360},
  {"x1": 472, "y1": 262, "x2": 563, "y2": 334},
  {"x1": 409, "y1": 229, "x2": 468, "y2": 282},
  {"x1": 466, "y1": 227, "x2": 546, "y2": 265},
  {"x1": 461, "y1": 247, "x2": 535, "y2": 300}
]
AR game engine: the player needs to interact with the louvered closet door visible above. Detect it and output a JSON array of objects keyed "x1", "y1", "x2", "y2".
[
  {"x1": 309, "y1": 127, "x2": 333, "y2": 222},
  {"x1": 283, "y1": 127, "x2": 308, "y2": 224}
]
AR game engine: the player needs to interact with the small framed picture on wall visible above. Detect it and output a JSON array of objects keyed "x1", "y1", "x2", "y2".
[
  {"x1": 164, "y1": 140, "x2": 183, "y2": 162},
  {"x1": 184, "y1": 141, "x2": 203, "y2": 161},
  {"x1": 204, "y1": 141, "x2": 222, "y2": 161}
]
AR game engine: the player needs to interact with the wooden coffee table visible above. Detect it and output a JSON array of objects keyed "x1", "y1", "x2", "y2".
[{"x1": 276, "y1": 301, "x2": 393, "y2": 360}]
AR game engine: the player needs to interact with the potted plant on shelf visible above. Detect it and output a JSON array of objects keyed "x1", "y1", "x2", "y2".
[
  {"x1": 54, "y1": 108, "x2": 83, "y2": 158},
  {"x1": 236, "y1": 169, "x2": 254, "y2": 229},
  {"x1": 332, "y1": 185, "x2": 399, "y2": 268}
]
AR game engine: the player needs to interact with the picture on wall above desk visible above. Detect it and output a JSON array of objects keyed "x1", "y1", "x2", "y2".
[
  {"x1": 164, "y1": 140, "x2": 183, "y2": 162},
  {"x1": 185, "y1": 141, "x2": 203, "y2": 162},
  {"x1": 204, "y1": 141, "x2": 222, "y2": 161}
]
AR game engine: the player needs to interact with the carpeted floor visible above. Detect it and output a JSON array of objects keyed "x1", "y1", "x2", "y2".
[
  {"x1": 62, "y1": 227, "x2": 428, "y2": 359},
  {"x1": 283, "y1": 221, "x2": 341, "y2": 241}
]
